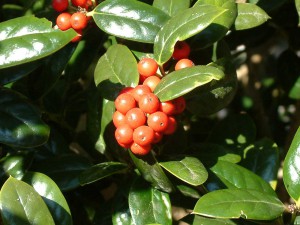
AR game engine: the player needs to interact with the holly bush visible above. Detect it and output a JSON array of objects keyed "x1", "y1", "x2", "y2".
[{"x1": 1, "y1": 0, "x2": 300, "y2": 224}]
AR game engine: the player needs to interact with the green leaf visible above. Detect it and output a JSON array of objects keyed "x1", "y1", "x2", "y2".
[
  {"x1": 22, "y1": 172, "x2": 72, "y2": 225},
  {"x1": 210, "y1": 160, "x2": 277, "y2": 196},
  {"x1": 234, "y1": 3, "x2": 270, "y2": 30},
  {"x1": 153, "y1": 4, "x2": 226, "y2": 65},
  {"x1": 0, "y1": 176, "x2": 55, "y2": 225},
  {"x1": 94, "y1": 44, "x2": 139, "y2": 100},
  {"x1": 289, "y1": 76, "x2": 300, "y2": 99},
  {"x1": 296, "y1": 0, "x2": 300, "y2": 26},
  {"x1": 79, "y1": 162, "x2": 127, "y2": 185},
  {"x1": 193, "y1": 189, "x2": 285, "y2": 220},
  {"x1": 91, "y1": 0, "x2": 170, "y2": 43},
  {"x1": 129, "y1": 178, "x2": 172, "y2": 225},
  {"x1": 153, "y1": 0, "x2": 190, "y2": 16},
  {"x1": 0, "y1": 16, "x2": 76, "y2": 69},
  {"x1": 192, "y1": 0, "x2": 237, "y2": 49},
  {"x1": 283, "y1": 127, "x2": 300, "y2": 205},
  {"x1": 129, "y1": 151, "x2": 174, "y2": 193},
  {"x1": 154, "y1": 65, "x2": 224, "y2": 101},
  {"x1": 176, "y1": 185, "x2": 201, "y2": 199},
  {"x1": 159, "y1": 156, "x2": 208, "y2": 186},
  {"x1": 0, "y1": 88, "x2": 50, "y2": 147},
  {"x1": 192, "y1": 215, "x2": 237, "y2": 225},
  {"x1": 295, "y1": 215, "x2": 300, "y2": 225}
]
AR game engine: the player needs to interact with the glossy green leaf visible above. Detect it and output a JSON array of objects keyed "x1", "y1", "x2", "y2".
[
  {"x1": 94, "y1": 44, "x2": 139, "y2": 100},
  {"x1": 0, "y1": 88, "x2": 50, "y2": 147},
  {"x1": 234, "y1": 3, "x2": 270, "y2": 30},
  {"x1": 79, "y1": 162, "x2": 127, "y2": 185},
  {"x1": 159, "y1": 156, "x2": 208, "y2": 186},
  {"x1": 33, "y1": 154, "x2": 92, "y2": 191},
  {"x1": 153, "y1": 4, "x2": 226, "y2": 65},
  {"x1": 91, "y1": 0, "x2": 170, "y2": 43},
  {"x1": 210, "y1": 160, "x2": 277, "y2": 196},
  {"x1": 193, "y1": 189, "x2": 285, "y2": 220},
  {"x1": 112, "y1": 190, "x2": 133, "y2": 225},
  {"x1": 129, "y1": 151, "x2": 174, "y2": 193},
  {"x1": 289, "y1": 76, "x2": 300, "y2": 99},
  {"x1": 153, "y1": 0, "x2": 190, "y2": 16},
  {"x1": 192, "y1": 0, "x2": 237, "y2": 48},
  {"x1": 0, "y1": 16, "x2": 76, "y2": 69},
  {"x1": 129, "y1": 178, "x2": 172, "y2": 225},
  {"x1": 296, "y1": 0, "x2": 300, "y2": 26},
  {"x1": 176, "y1": 185, "x2": 201, "y2": 199},
  {"x1": 295, "y1": 215, "x2": 300, "y2": 225},
  {"x1": 154, "y1": 65, "x2": 224, "y2": 101},
  {"x1": 283, "y1": 127, "x2": 300, "y2": 204},
  {"x1": 22, "y1": 172, "x2": 72, "y2": 225},
  {"x1": 0, "y1": 176, "x2": 55, "y2": 225},
  {"x1": 192, "y1": 215, "x2": 237, "y2": 225},
  {"x1": 241, "y1": 138, "x2": 279, "y2": 188},
  {"x1": 0, "y1": 153, "x2": 30, "y2": 180}
]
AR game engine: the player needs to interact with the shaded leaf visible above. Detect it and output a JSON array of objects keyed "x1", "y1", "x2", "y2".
[
  {"x1": 153, "y1": 0, "x2": 190, "y2": 16},
  {"x1": 193, "y1": 189, "x2": 285, "y2": 220},
  {"x1": 154, "y1": 65, "x2": 224, "y2": 101},
  {"x1": 0, "y1": 176, "x2": 55, "y2": 225},
  {"x1": 296, "y1": 0, "x2": 300, "y2": 26},
  {"x1": 192, "y1": 215, "x2": 237, "y2": 225},
  {"x1": 289, "y1": 76, "x2": 300, "y2": 99}
]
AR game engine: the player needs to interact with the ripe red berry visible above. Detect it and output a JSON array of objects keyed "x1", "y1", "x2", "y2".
[
  {"x1": 70, "y1": 12, "x2": 88, "y2": 30},
  {"x1": 172, "y1": 41, "x2": 191, "y2": 60},
  {"x1": 52, "y1": 0, "x2": 69, "y2": 12},
  {"x1": 130, "y1": 142, "x2": 152, "y2": 155},
  {"x1": 173, "y1": 96, "x2": 186, "y2": 114},
  {"x1": 138, "y1": 58, "x2": 158, "y2": 77},
  {"x1": 131, "y1": 85, "x2": 152, "y2": 102},
  {"x1": 147, "y1": 111, "x2": 169, "y2": 133},
  {"x1": 138, "y1": 93, "x2": 160, "y2": 114},
  {"x1": 71, "y1": 29, "x2": 83, "y2": 42},
  {"x1": 114, "y1": 93, "x2": 136, "y2": 114},
  {"x1": 143, "y1": 76, "x2": 161, "y2": 92},
  {"x1": 71, "y1": 0, "x2": 87, "y2": 7},
  {"x1": 119, "y1": 87, "x2": 134, "y2": 95},
  {"x1": 126, "y1": 108, "x2": 147, "y2": 129},
  {"x1": 160, "y1": 101, "x2": 176, "y2": 116},
  {"x1": 56, "y1": 12, "x2": 72, "y2": 31},
  {"x1": 115, "y1": 124, "x2": 133, "y2": 145},
  {"x1": 175, "y1": 59, "x2": 194, "y2": 71},
  {"x1": 153, "y1": 132, "x2": 163, "y2": 144},
  {"x1": 133, "y1": 126, "x2": 155, "y2": 146},
  {"x1": 113, "y1": 111, "x2": 126, "y2": 128},
  {"x1": 164, "y1": 116, "x2": 177, "y2": 135}
]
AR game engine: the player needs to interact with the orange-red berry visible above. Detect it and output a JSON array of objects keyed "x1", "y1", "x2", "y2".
[
  {"x1": 172, "y1": 41, "x2": 191, "y2": 60},
  {"x1": 175, "y1": 59, "x2": 194, "y2": 71},
  {"x1": 52, "y1": 0, "x2": 69, "y2": 12},
  {"x1": 126, "y1": 108, "x2": 147, "y2": 129},
  {"x1": 138, "y1": 93, "x2": 160, "y2": 114},
  {"x1": 115, "y1": 93, "x2": 136, "y2": 114},
  {"x1": 113, "y1": 111, "x2": 126, "y2": 128},
  {"x1": 130, "y1": 142, "x2": 152, "y2": 155},
  {"x1": 133, "y1": 125, "x2": 155, "y2": 146},
  {"x1": 147, "y1": 111, "x2": 169, "y2": 133},
  {"x1": 115, "y1": 124, "x2": 133, "y2": 145},
  {"x1": 70, "y1": 12, "x2": 88, "y2": 30},
  {"x1": 143, "y1": 76, "x2": 161, "y2": 92},
  {"x1": 132, "y1": 85, "x2": 152, "y2": 102},
  {"x1": 138, "y1": 58, "x2": 158, "y2": 77},
  {"x1": 56, "y1": 12, "x2": 72, "y2": 31},
  {"x1": 164, "y1": 116, "x2": 177, "y2": 135}
]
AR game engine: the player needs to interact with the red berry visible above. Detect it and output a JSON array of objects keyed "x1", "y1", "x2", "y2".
[
  {"x1": 139, "y1": 75, "x2": 148, "y2": 84},
  {"x1": 56, "y1": 12, "x2": 72, "y2": 31},
  {"x1": 172, "y1": 41, "x2": 191, "y2": 60},
  {"x1": 113, "y1": 111, "x2": 126, "y2": 128},
  {"x1": 70, "y1": 12, "x2": 88, "y2": 30},
  {"x1": 133, "y1": 126, "x2": 155, "y2": 146},
  {"x1": 147, "y1": 111, "x2": 169, "y2": 133},
  {"x1": 143, "y1": 76, "x2": 161, "y2": 92},
  {"x1": 115, "y1": 124, "x2": 133, "y2": 145},
  {"x1": 164, "y1": 116, "x2": 177, "y2": 135},
  {"x1": 173, "y1": 96, "x2": 186, "y2": 114},
  {"x1": 71, "y1": 29, "x2": 83, "y2": 42},
  {"x1": 131, "y1": 85, "x2": 152, "y2": 102},
  {"x1": 138, "y1": 93, "x2": 160, "y2": 114},
  {"x1": 119, "y1": 87, "x2": 134, "y2": 95},
  {"x1": 160, "y1": 101, "x2": 176, "y2": 116},
  {"x1": 115, "y1": 93, "x2": 136, "y2": 114},
  {"x1": 153, "y1": 132, "x2": 163, "y2": 144},
  {"x1": 52, "y1": 0, "x2": 69, "y2": 12},
  {"x1": 71, "y1": 0, "x2": 87, "y2": 7},
  {"x1": 126, "y1": 108, "x2": 147, "y2": 129},
  {"x1": 130, "y1": 142, "x2": 152, "y2": 155},
  {"x1": 138, "y1": 58, "x2": 158, "y2": 77},
  {"x1": 175, "y1": 59, "x2": 194, "y2": 71},
  {"x1": 118, "y1": 142, "x2": 131, "y2": 149}
]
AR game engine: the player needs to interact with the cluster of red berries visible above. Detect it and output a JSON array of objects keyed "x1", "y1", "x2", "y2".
[
  {"x1": 52, "y1": 0, "x2": 94, "y2": 42},
  {"x1": 172, "y1": 41, "x2": 194, "y2": 70},
  {"x1": 113, "y1": 58, "x2": 186, "y2": 156}
]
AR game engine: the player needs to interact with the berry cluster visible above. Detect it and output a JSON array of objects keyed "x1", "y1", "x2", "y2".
[
  {"x1": 52, "y1": 0, "x2": 94, "y2": 42},
  {"x1": 172, "y1": 41, "x2": 194, "y2": 70},
  {"x1": 113, "y1": 58, "x2": 186, "y2": 156}
]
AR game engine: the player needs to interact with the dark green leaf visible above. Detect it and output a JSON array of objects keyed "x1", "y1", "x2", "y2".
[
  {"x1": 295, "y1": 215, "x2": 300, "y2": 225},
  {"x1": 22, "y1": 172, "x2": 72, "y2": 225},
  {"x1": 0, "y1": 176, "x2": 55, "y2": 225},
  {"x1": 112, "y1": 189, "x2": 133, "y2": 225},
  {"x1": 154, "y1": 4, "x2": 226, "y2": 65},
  {"x1": 296, "y1": 0, "x2": 300, "y2": 26},
  {"x1": 192, "y1": 0, "x2": 237, "y2": 49},
  {"x1": 0, "y1": 153, "x2": 30, "y2": 180},
  {"x1": 192, "y1": 215, "x2": 237, "y2": 225},
  {"x1": 234, "y1": 3, "x2": 270, "y2": 30},
  {"x1": 289, "y1": 76, "x2": 300, "y2": 99},
  {"x1": 176, "y1": 185, "x2": 201, "y2": 199},
  {"x1": 91, "y1": 0, "x2": 170, "y2": 43},
  {"x1": 94, "y1": 44, "x2": 139, "y2": 100},
  {"x1": 210, "y1": 160, "x2": 277, "y2": 196},
  {"x1": 283, "y1": 127, "x2": 300, "y2": 204},
  {"x1": 0, "y1": 88, "x2": 50, "y2": 147},
  {"x1": 79, "y1": 162, "x2": 127, "y2": 185},
  {"x1": 153, "y1": 0, "x2": 190, "y2": 16},
  {"x1": 193, "y1": 189, "x2": 285, "y2": 220},
  {"x1": 154, "y1": 65, "x2": 224, "y2": 101},
  {"x1": 129, "y1": 178, "x2": 172, "y2": 225},
  {"x1": 129, "y1": 151, "x2": 174, "y2": 193},
  {"x1": 0, "y1": 16, "x2": 76, "y2": 69},
  {"x1": 159, "y1": 156, "x2": 208, "y2": 186},
  {"x1": 33, "y1": 154, "x2": 92, "y2": 191}
]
